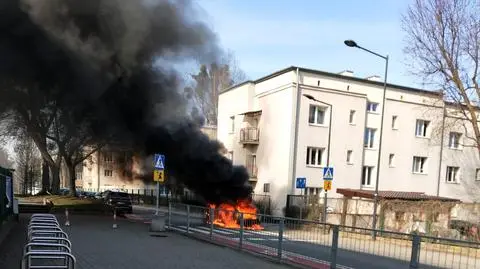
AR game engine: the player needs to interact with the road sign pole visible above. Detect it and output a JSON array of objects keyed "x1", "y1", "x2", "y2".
[{"x1": 155, "y1": 181, "x2": 160, "y2": 216}]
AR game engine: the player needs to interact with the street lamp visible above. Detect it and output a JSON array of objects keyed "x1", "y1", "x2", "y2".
[
  {"x1": 344, "y1": 39, "x2": 389, "y2": 239},
  {"x1": 302, "y1": 94, "x2": 332, "y2": 224}
]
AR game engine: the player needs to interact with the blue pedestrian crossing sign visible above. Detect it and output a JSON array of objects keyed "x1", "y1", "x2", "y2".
[
  {"x1": 323, "y1": 167, "x2": 334, "y2": 180},
  {"x1": 154, "y1": 154, "x2": 165, "y2": 170},
  {"x1": 296, "y1": 177, "x2": 306, "y2": 189}
]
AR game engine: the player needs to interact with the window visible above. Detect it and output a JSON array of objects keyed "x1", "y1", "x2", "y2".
[
  {"x1": 349, "y1": 110, "x2": 356, "y2": 124},
  {"x1": 229, "y1": 116, "x2": 235, "y2": 133},
  {"x1": 308, "y1": 105, "x2": 326, "y2": 125},
  {"x1": 412, "y1": 156, "x2": 427, "y2": 174},
  {"x1": 306, "y1": 187, "x2": 322, "y2": 196},
  {"x1": 362, "y1": 166, "x2": 373, "y2": 186},
  {"x1": 476, "y1": 169, "x2": 480, "y2": 181},
  {"x1": 367, "y1": 102, "x2": 378, "y2": 112},
  {"x1": 263, "y1": 183, "x2": 270, "y2": 193},
  {"x1": 104, "y1": 169, "x2": 113, "y2": 177},
  {"x1": 449, "y1": 132, "x2": 462, "y2": 149},
  {"x1": 415, "y1": 120, "x2": 430, "y2": 137},
  {"x1": 389, "y1": 154, "x2": 395, "y2": 167},
  {"x1": 227, "y1": 151, "x2": 233, "y2": 161},
  {"x1": 104, "y1": 152, "x2": 113, "y2": 163},
  {"x1": 306, "y1": 147, "x2": 325, "y2": 166},
  {"x1": 346, "y1": 150, "x2": 353, "y2": 164},
  {"x1": 364, "y1": 128, "x2": 376, "y2": 148},
  {"x1": 392, "y1": 115, "x2": 398, "y2": 129},
  {"x1": 446, "y1": 166, "x2": 459, "y2": 183}
]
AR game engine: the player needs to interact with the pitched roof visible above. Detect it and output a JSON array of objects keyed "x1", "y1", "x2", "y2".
[
  {"x1": 221, "y1": 66, "x2": 443, "y2": 97},
  {"x1": 337, "y1": 188, "x2": 460, "y2": 202}
]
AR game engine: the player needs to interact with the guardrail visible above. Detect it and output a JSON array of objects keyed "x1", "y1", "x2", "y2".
[
  {"x1": 22, "y1": 213, "x2": 76, "y2": 269},
  {"x1": 166, "y1": 203, "x2": 480, "y2": 269}
]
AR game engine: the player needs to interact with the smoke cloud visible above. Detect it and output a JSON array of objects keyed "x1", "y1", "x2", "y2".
[{"x1": 0, "y1": 0, "x2": 252, "y2": 203}]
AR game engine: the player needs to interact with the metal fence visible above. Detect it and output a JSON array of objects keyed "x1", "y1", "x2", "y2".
[
  {"x1": 166, "y1": 202, "x2": 480, "y2": 269},
  {"x1": 22, "y1": 213, "x2": 76, "y2": 269}
]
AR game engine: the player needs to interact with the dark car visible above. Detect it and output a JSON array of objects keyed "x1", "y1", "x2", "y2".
[{"x1": 104, "y1": 191, "x2": 133, "y2": 215}]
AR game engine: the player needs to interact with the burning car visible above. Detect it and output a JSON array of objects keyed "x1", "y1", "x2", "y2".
[{"x1": 205, "y1": 199, "x2": 263, "y2": 230}]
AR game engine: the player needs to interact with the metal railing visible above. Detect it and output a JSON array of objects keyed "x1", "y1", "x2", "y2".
[
  {"x1": 166, "y1": 202, "x2": 480, "y2": 269},
  {"x1": 22, "y1": 213, "x2": 76, "y2": 269},
  {"x1": 240, "y1": 127, "x2": 259, "y2": 143}
]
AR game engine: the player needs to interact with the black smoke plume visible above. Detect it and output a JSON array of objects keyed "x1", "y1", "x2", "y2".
[{"x1": 0, "y1": 0, "x2": 253, "y2": 203}]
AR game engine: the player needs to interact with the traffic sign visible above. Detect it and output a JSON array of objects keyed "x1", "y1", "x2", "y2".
[
  {"x1": 153, "y1": 170, "x2": 165, "y2": 182},
  {"x1": 324, "y1": 180, "x2": 332, "y2": 191},
  {"x1": 154, "y1": 154, "x2": 165, "y2": 170},
  {"x1": 296, "y1": 177, "x2": 306, "y2": 189},
  {"x1": 323, "y1": 167, "x2": 334, "y2": 180}
]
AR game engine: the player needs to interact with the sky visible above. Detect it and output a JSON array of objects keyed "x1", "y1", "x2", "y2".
[{"x1": 194, "y1": 0, "x2": 424, "y2": 89}]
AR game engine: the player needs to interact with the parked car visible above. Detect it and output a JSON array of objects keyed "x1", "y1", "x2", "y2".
[{"x1": 104, "y1": 191, "x2": 132, "y2": 215}]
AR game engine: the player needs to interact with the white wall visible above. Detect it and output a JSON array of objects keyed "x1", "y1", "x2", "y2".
[{"x1": 218, "y1": 67, "x2": 480, "y2": 216}]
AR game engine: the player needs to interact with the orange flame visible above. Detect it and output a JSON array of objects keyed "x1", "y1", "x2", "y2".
[{"x1": 207, "y1": 199, "x2": 263, "y2": 230}]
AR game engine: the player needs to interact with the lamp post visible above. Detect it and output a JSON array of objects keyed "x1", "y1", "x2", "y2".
[
  {"x1": 344, "y1": 39, "x2": 389, "y2": 239},
  {"x1": 303, "y1": 94, "x2": 332, "y2": 224}
]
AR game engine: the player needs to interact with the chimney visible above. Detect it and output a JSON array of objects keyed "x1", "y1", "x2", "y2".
[
  {"x1": 366, "y1": 75, "x2": 380, "y2": 81},
  {"x1": 338, "y1": 70, "x2": 354, "y2": 77}
]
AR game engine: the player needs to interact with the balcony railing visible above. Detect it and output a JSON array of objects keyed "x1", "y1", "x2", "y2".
[{"x1": 240, "y1": 127, "x2": 259, "y2": 144}]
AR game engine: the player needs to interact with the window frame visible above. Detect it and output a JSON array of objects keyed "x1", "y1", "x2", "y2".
[
  {"x1": 446, "y1": 166, "x2": 460, "y2": 183},
  {"x1": 364, "y1": 128, "x2": 376, "y2": 149},
  {"x1": 306, "y1": 146, "x2": 325, "y2": 167},
  {"x1": 349, "y1": 110, "x2": 356, "y2": 124},
  {"x1": 308, "y1": 104, "x2": 327, "y2": 125},
  {"x1": 346, "y1": 150, "x2": 353, "y2": 164},
  {"x1": 389, "y1": 153, "x2": 395, "y2": 167},
  {"x1": 412, "y1": 156, "x2": 428, "y2": 174},
  {"x1": 415, "y1": 119, "x2": 430, "y2": 138},
  {"x1": 104, "y1": 169, "x2": 113, "y2": 177},
  {"x1": 361, "y1": 166, "x2": 374, "y2": 187},
  {"x1": 367, "y1": 102, "x2": 379, "y2": 113},
  {"x1": 448, "y1": 132, "x2": 462, "y2": 149},
  {"x1": 392, "y1": 115, "x2": 398, "y2": 129}
]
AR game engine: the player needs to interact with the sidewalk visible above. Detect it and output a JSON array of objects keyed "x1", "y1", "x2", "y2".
[{"x1": 1, "y1": 214, "x2": 292, "y2": 269}]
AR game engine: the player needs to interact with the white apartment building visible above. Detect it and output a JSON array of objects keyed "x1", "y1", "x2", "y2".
[{"x1": 217, "y1": 66, "x2": 480, "y2": 215}]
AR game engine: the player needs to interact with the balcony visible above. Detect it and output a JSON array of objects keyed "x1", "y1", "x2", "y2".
[{"x1": 240, "y1": 127, "x2": 259, "y2": 144}]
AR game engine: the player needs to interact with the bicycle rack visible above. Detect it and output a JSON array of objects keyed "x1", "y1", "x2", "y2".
[{"x1": 22, "y1": 214, "x2": 76, "y2": 269}]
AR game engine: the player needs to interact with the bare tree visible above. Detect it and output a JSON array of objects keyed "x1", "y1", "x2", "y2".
[
  {"x1": 0, "y1": 146, "x2": 13, "y2": 168},
  {"x1": 14, "y1": 133, "x2": 42, "y2": 195},
  {"x1": 0, "y1": 86, "x2": 62, "y2": 194},
  {"x1": 187, "y1": 52, "x2": 247, "y2": 125},
  {"x1": 47, "y1": 110, "x2": 104, "y2": 196},
  {"x1": 403, "y1": 0, "x2": 480, "y2": 153}
]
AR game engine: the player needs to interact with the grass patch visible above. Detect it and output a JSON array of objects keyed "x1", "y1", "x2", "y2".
[
  {"x1": 18, "y1": 195, "x2": 97, "y2": 206},
  {"x1": 18, "y1": 195, "x2": 109, "y2": 215}
]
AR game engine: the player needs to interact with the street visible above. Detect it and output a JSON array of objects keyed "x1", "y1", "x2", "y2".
[{"x1": 132, "y1": 205, "x2": 461, "y2": 269}]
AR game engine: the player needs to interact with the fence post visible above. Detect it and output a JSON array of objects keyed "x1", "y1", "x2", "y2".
[
  {"x1": 330, "y1": 225, "x2": 339, "y2": 269},
  {"x1": 277, "y1": 218, "x2": 284, "y2": 260},
  {"x1": 409, "y1": 234, "x2": 421, "y2": 269},
  {"x1": 209, "y1": 207, "x2": 214, "y2": 240},
  {"x1": 239, "y1": 213, "x2": 244, "y2": 250},
  {"x1": 186, "y1": 205, "x2": 190, "y2": 233},
  {"x1": 168, "y1": 203, "x2": 172, "y2": 228}
]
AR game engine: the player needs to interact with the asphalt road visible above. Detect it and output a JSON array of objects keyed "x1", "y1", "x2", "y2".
[{"x1": 133, "y1": 205, "x2": 442, "y2": 269}]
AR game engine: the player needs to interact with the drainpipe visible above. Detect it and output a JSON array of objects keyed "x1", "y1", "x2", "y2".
[
  {"x1": 436, "y1": 105, "x2": 446, "y2": 196},
  {"x1": 290, "y1": 68, "x2": 301, "y2": 194}
]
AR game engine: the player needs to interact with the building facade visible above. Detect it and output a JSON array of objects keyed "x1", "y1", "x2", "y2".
[
  {"x1": 217, "y1": 66, "x2": 480, "y2": 215},
  {"x1": 77, "y1": 126, "x2": 219, "y2": 192}
]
